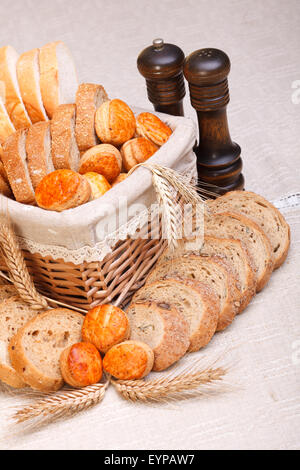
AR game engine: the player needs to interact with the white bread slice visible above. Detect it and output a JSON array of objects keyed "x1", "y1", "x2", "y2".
[
  {"x1": 51, "y1": 104, "x2": 80, "y2": 171},
  {"x1": 205, "y1": 211, "x2": 273, "y2": 292},
  {"x1": 0, "y1": 46, "x2": 32, "y2": 129},
  {"x1": 208, "y1": 191, "x2": 290, "y2": 269},
  {"x1": 147, "y1": 255, "x2": 240, "y2": 331},
  {"x1": 0, "y1": 298, "x2": 39, "y2": 388},
  {"x1": 9, "y1": 308, "x2": 84, "y2": 392},
  {"x1": 2, "y1": 129, "x2": 35, "y2": 204},
  {"x1": 17, "y1": 48, "x2": 48, "y2": 124},
  {"x1": 75, "y1": 83, "x2": 109, "y2": 152},
  {"x1": 26, "y1": 121, "x2": 54, "y2": 189},
  {"x1": 39, "y1": 41, "x2": 78, "y2": 118},
  {"x1": 0, "y1": 285, "x2": 17, "y2": 301},
  {"x1": 0, "y1": 143, "x2": 12, "y2": 197},
  {"x1": 0, "y1": 86, "x2": 16, "y2": 144},
  {"x1": 132, "y1": 279, "x2": 219, "y2": 352},
  {"x1": 127, "y1": 301, "x2": 190, "y2": 371}
]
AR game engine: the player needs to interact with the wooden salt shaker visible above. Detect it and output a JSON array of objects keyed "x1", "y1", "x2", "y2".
[
  {"x1": 137, "y1": 39, "x2": 186, "y2": 116},
  {"x1": 184, "y1": 48, "x2": 244, "y2": 194}
]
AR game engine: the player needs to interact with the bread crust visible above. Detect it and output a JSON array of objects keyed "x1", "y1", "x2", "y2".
[
  {"x1": 120, "y1": 137, "x2": 158, "y2": 171},
  {"x1": 79, "y1": 144, "x2": 122, "y2": 183},
  {"x1": 95, "y1": 99, "x2": 136, "y2": 146},
  {"x1": 83, "y1": 172, "x2": 111, "y2": 199},
  {"x1": 127, "y1": 301, "x2": 189, "y2": 371},
  {"x1": 2, "y1": 129, "x2": 35, "y2": 204},
  {"x1": 51, "y1": 103, "x2": 80, "y2": 171},
  {"x1": 0, "y1": 46, "x2": 32, "y2": 129},
  {"x1": 75, "y1": 83, "x2": 108, "y2": 151},
  {"x1": 0, "y1": 361, "x2": 27, "y2": 388},
  {"x1": 82, "y1": 304, "x2": 130, "y2": 353},
  {"x1": 0, "y1": 96, "x2": 15, "y2": 144},
  {"x1": 210, "y1": 190, "x2": 290, "y2": 269},
  {"x1": 136, "y1": 112, "x2": 172, "y2": 146},
  {"x1": 9, "y1": 308, "x2": 84, "y2": 392},
  {"x1": 39, "y1": 41, "x2": 60, "y2": 118},
  {"x1": 17, "y1": 48, "x2": 48, "y2": 124},
  {"x1": 103, "y1": 340, "x2": 154, "y2": 380},
  {"x1": 26, "y1": 121, "x2": 53, "y2": 189},
  {"x1": 0, "y1": 173, "x2": 12, "y2": 197},
  {"x1": 35, "y1": 169, "x2": 91, "y2": 211},
  {"x1": 60, "y1": 342, "x2": 103, "y2": 388}
]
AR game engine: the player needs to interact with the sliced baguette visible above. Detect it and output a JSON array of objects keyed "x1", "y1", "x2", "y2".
[
  {"x1": 205, "y1": 211, "x2": 273, "y2": 292},
  {"x1": 2, "y1": 129, "x2": 35, "y2": 204},
  {"x1": 51, "y1": 104, "x2": 80, "y2": 171},
  {"x1": 208, "y1": 191, "x2": 290, "y2": 269},
  {"x1": 0, "y1": 89, "x2": 16, "y2": 144},
  {"x1": 9, "y1": 308, "x2": 84, "y2": 392},
  {"x1": 75, "y1": 83, "x2": 108, "y2": 152},
  {"x1": 39, "y1": 41, "x2": 78, "y2": 118},
  {"x1": 17, "y1": 48, "x2": 48, "y2": 123},
  {"x1": 0, "y1": 46, "x2": 32, "y2": 129},
  {"x1": 0, "y1": 298, "x2": 39, "y2": 388},
  {"x1": 127, "y1": 301, "x2": 190, "y2": 371},
  {"x1": 147, "y1": 255, "x2": 240, "y2": 331},
  {"x1": 0, "y1": 173, "x2": 12, "y2": 197},
  {"x1": 132, "y1": 279, "x2": 219, "y2": 352},
  {"x1": 26, "y1": 121, "x2": 54, "y2": 189}
]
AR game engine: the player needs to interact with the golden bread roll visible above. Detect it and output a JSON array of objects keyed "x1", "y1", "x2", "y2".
[
  {"x1": 112, "y1": 173, "x2": 127, "y2": 187},
  {"x1": 83, "y1": 172, "x2": 111, "y2": 200},
  {"x1": 136, "y1": 112, "x2": 172, "y2": 146},
  {"x1": 79, "y1": 144, "x2": 122, "y2": 183},
  {"x1": 95, "y1": 99, "x2": 136, "y2": 146},
  {"x1": 60, "y1": 342, "x2": 103, "y2": 388},
  {"x1": 103, "y1": 340, "x2": 154, "y2": 380},
  {"x1": 120, "y1": 137, "x2": 158, "y2": 171},
  {"x1": 82, "y1": 304, "x2": 130, "y2": 354},
  {"x1": 35, "y1": 169, "x2": 91, "y2": 211}
]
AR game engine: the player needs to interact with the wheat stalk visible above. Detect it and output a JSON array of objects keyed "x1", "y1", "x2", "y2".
[
  {"x1": 0, "y1": 214, "x2": 48, "y2": 310},
  {"x1": 112, "y1": 366, "x2": 227, "y2": 402},
  {"x1": 12, "y1": 381, "x2": 109, "y2": 430}
]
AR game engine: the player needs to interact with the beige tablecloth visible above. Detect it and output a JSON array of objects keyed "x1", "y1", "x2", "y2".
[{"x1": 0, "y1": 0, "x2": 299, "y2": 450}]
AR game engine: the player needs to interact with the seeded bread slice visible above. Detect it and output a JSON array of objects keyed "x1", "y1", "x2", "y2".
[
  {"x1": 51, "y1": 104, "x2": 80, "y2": 171},
  {"x1": 26, "y1": 121, "x2": 54, "y2": 189},
  {"x1": 127, "y1": 301, "x2": 190, "y2": 371},
  {"x1": 208, "y1": 191, "x2": 290, "y2": 269},
  {"x1": 2, "y1": 128, "x2": 35, "y2": 204},
  {"x1": 9, "y1": 308, "x2": 84, "y2": 392},
  {"x1": 132, "y1": 279, "x2": 219, "y2": 352},
  {"x1": 205, "y1": 211, "x2": 273, "y2": 292},
  {"x1": 75, "y1": 83, "x2": 109, "y2": 152},
  {"x1": 0, "y1": 298, "x2": 39, "y2": 388},
  {"x1": 147, "y1": 255, "x2": 240, "y2": 331}
]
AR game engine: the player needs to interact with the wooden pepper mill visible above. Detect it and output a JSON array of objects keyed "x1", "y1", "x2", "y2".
[
  {"x1": 137, "y1": 38, "x2": 186, "y2": 116},
  {"x1": 184, "y1": 48, "x2": 244, "y2": 194}
]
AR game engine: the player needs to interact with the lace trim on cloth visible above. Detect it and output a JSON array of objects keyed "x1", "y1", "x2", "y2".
[{"x1": 272, "y1": 192, "x2": 300, "y2": 212}]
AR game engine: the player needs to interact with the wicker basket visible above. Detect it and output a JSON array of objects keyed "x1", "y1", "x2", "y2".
[{"x1": 0, "y1": 110, "x2": 196, "y2": 311}]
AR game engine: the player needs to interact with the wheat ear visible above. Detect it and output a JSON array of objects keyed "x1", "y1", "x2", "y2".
[
  {"x1": 112, "y1": 366, "x2": 227, "y2": 402},
  {"x1": 12, "y1": 381, "x2": 109, "y2": 430},
  {"x1": 0, "y1": 214, "x2": 48, "y2": 310}
]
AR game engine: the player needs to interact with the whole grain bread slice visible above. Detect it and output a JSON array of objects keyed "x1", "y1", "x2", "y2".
[
  {"x1": 0, "y1": 297, "x2": 40, "y2": 388},
  {"x1": 26, "y1": 121, "x2": 54, "y2": 189},
  {"x1": 147, "y1": 255, "x2": 240, "y2": 331},
  {"x1": 75, "y1": 83, "x2": 109, "y2": 152},
  {"x1": 9, "y1": 308, "x2": 84, "y2": 392},
  {"x1": 16, "y1": 48, "x2": 48, "y2": 124},
  {"x1": 0, "y1": 46, "x2": 32, "y2": 129},
  {"x1": 2, "y1": 129, "x2": 35, "y2": 204},
  {"x1": 204, "y1": 211, "x2": 273, "y2": 291},
  {"x1": 132, "y1": 278, "x2": 219, "y2": 352},
  {"x1": 208, "y1": 191, "x2": 290, "y2": 269},
  {"x1": 51, "y1": 104, "x2": 80, "y2": 171},
  {"x1": 127, "y1": 301, "x2": 190, "y2": 371}
]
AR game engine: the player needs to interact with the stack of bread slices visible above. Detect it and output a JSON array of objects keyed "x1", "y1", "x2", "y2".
[{"x1": 127, "y1": 190, "x2": 290, "y2": 370}]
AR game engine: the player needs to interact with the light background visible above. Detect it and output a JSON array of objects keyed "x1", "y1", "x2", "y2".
[{"x1": 0, "y1": 0, "x2": 299, "y2": 450}]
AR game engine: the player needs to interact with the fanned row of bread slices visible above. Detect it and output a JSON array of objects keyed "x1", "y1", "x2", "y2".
[{"x1": 127, "y1": 190, "x2": 290, "y2": 370}]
